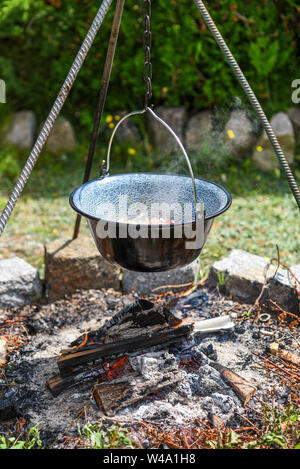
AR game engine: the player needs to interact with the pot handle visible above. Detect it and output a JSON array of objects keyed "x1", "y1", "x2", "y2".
[{"x1": 104, "y1": 107, "x2": 199, "y2": 210}]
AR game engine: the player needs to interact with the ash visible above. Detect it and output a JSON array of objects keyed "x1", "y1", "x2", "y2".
[{"x1": 0, "y1": 287, "x2": 298, "y2": 447}]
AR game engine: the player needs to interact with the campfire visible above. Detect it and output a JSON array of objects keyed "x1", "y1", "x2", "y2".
[
  {"x1": 45, "y1": 296, "x2": 256, "y2": 418},
  {"x1": 0, "y1": 284, "x2": 299, "y2": 448}
]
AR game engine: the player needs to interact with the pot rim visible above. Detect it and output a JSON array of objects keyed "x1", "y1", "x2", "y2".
[{"x1": 69, "y1": 172, "x2": 232, "y2": 226}]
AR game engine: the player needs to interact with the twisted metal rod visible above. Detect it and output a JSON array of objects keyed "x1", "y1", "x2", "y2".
[
  {"x1": 193, "y1": 0, "x2": 300, "y2": 210},
  {"x1": 0, "y1": 0, "x2": 113, "y2": 236}
]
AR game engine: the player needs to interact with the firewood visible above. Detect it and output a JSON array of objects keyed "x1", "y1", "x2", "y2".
[
  {"x1": 46, "y1": 365, "x2": 108, "y2": 397},
  {"x1": 47, "y1": 356, "x2": 131, "y2": 397},
  {"x1": 71, "y1": 299, "x2": 166, "y2": 347},
  {"x1": 212, "y1": 362, "x2": 256, "y2": 407},
  {"x1": 93, "y1": 369, "x2": 181, "y2": 415},
  {"x1": 58, "y1": 325, "x2": 192, "y2": 374}
]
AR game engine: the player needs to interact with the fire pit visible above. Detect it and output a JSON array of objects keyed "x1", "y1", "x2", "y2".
[{"x1": 1, "y1": 286, "x2": 299, "y2": 448}]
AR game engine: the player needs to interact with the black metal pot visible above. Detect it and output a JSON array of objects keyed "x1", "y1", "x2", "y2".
[
  {"x1": 70, "y1": 108, "x2": 231, "y2": 272},
  {"x1": 70, "y1": 172, "x2": 231, "y2": 272}
]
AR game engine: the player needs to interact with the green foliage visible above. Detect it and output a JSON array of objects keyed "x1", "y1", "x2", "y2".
[
  {"x1": 0, "y1": 425, "x2": 44, "y2": 449},
  {"x1": 217, "y1": 270, "x2": 229, "y2": 288},
  {"x1": 0, "y1": 0, "x2": 299, "y2": 137},
  {"x1": 0, "y1": 146, "x2": 22, "y2": 181},
  {"x1": 208, "y1": 429, "x2": 240, "y2": 449},
  {"x1": 207, "y1": 405, "x2": 300, "y2": 450},
  {"x1": 244, "y1": 405, "x2": 300, "y2": 449},
  {"x1": 78, "y1": 423, "x2": 134, "y2": 449}
]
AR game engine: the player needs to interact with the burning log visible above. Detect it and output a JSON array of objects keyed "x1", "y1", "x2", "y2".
[
  {"x1": 58, "y1": 325, "x2": 192, "y2": 374},
  {"x1": 58, "y1": 298, "x2": 193, "y2": 374},
  {"x1": 212, "y1": 363, "x2": 256, "y2": 407},
  {"x1": 94, "y1": 371, "x2": 181, "y2": 415},
  {"x1": 46, "y1": 299, "x2": 192, "y2": 396},
  {"x1": 70, "y1": 299, "x2": 167, "y2": 347},
  {"x1": 46, "y1": 356, "x2": 130, "y2": 397},
  {"x1": 93, "y1": 352, "x2": 182, "y2": 415}
]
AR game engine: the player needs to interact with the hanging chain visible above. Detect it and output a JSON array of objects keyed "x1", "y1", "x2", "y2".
[{"x1": 143, "y1": 0, "x2": 152, "y2": 109}]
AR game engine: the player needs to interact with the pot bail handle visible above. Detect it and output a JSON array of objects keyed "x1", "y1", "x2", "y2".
[{"x1": 104, "y1": 107, "x2": 200, "y2": 211}]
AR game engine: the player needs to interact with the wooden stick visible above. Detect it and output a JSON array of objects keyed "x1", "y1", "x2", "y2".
[
  {"x1": 267, "y1": 300, "x2": 300, "y2": 322},
  {"x1": 93, "y1": 370, "x2": 181, "y2": 414},
  {"x1": 252, "y1": 352, "x2": 300, "y2": 382}
]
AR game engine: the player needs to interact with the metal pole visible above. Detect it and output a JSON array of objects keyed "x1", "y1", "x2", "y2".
[
  {"x1": 73, "y1": 0, "x2": 125, "y2": 239},
  {"x1": 193, "y1": 0, "x2": 300, "y2": 210},
  {"x1": 0, "y1": 0, "x2": 113, "y2": 237}
]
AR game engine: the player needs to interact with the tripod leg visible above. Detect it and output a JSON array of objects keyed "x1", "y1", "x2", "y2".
[{"x1": 73, "y1": 0, "x2": 126, "y2": 239}]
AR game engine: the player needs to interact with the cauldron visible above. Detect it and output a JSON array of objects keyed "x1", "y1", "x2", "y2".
[
  {"x1": 69, "y1": 108, "x2": 231, "y2": 272},
  {"x1": 70, "y1": 172, "x2": 231, "y2": 272}
]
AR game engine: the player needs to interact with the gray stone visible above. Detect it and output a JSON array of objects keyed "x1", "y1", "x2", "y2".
[
  {"x1": 253, "y1": 112, "x2": 294, "y2": 171},
  {"x1": 0, "y1": 257, "x2": 42, "y2": 309},
  {"x1": 122, "y1": 259, "x2": 199, "y2": 295},
  {"x1": 185, "y1": 111, "x2": 213, "y2": 153},
  {"x1": 147, "y1": 106, "x2": 186, "y2": 155},
  {"x1": 208, "y1": 249, "x2": 299, "y2": 314},
  {"x1": 44, "y1": 237, "x2": 120, "y2": 301},
  {"x1": 6, "y1": 111, "x2": 36, "y2": 149},
  {"x1": 45, "y1": 116, "x2": 76, "y2": 154},
  {"x1": 114, "y1": 111, "x2": 141, "y2": 144},
  {"x1": 224, "y1": 110, "x2": 255, "y2": 158}
]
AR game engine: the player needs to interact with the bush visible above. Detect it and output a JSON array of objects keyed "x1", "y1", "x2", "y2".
[
  {"x1": 0, "y1": 0, "x2": 299, "y2": 137},
  {"x1": 0, "y1": 146, "x2": 22, "y2": 182}
]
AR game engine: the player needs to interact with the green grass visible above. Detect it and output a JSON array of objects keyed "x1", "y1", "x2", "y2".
[
  {"x1": 0, "y1": 405, "x2": 298, "y2": 449},
  {"x1": 0, "y1": 146, "x2": 299, "y2": 278},
  {"x1": 0, "y1": 425, "x2": 43, "y2": 449},
  {"x1": 208, "y1": 405, "x2": 300, "y2": 450},
  {"x1": 77, "y1": 423, "x2": 134, "y2": 449}
]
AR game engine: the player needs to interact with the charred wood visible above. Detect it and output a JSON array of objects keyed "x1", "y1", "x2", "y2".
[
  {"x1": 93, "y1": 370, "x2": 181, "y2": 415},
  {"x1": 58, "y1": 325, "x2": 192, "y2": 374}
]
